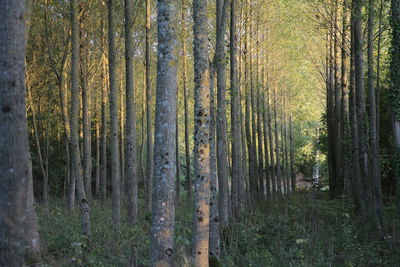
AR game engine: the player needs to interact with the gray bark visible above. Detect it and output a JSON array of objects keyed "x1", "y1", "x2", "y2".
[
  {"x1": 70, "y1": 0, "x2": 91, "y2": 237},
  {"x1": 215, "y1": 0, "x2": 229, "y2": 226},
  {"x1": 150, "y1": 0, "x2": 178, "y2": 265},
  {"x1": 192, "y1": 0, "x2": 211, "y2": 264},
  {"x1": 145, "y1": 0, "x2": 154, "y2": 212},
  {"x1": 0, "y1": 1, "x2": 41, "y2": 264},
  {"x1": 125, "y1": 0, "x2": 138, "y2": 225},
  {"x1": 108, "y1": 0, "x2": 121, "y2": 227}
]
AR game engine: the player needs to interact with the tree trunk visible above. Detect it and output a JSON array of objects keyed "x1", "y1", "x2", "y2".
[
  {"x1": 274, "y1": 88, "x2": 282, "y2": 196},
  {"x1": 209, "y1": 63, "x2": 220, "y2": 259},
  {"x1": 70, "y1": 0, "x2": 91, "y2": 238},
  {"x1": 268, "y1": 87, "x2": 276, "y2": 199},
  {"x1": 350, "y1": 10, "x2": 365, "y2": 216},
  {"x1": 0, "y1": 1, "x2": 41, "y2": 264},
  {"x1": 80, "y1": 12, "x2": 92, "y2": 204},
  {"x1": 342, "y1": 0, "x2": 351, "y2": 195},
  {"x1": 231, "y1": 0, "x2": 242, "y2": 217},
  {"x1": 120, "y1": 80, "x2": 125, "y2": 203},
  {"x1": 215, "y1": 0, "x2": 229, "y2": 226},
  {"x1": 145, "y1": 0, "x2": 153, "y2": 212},
  {"x1": 192, "y1": 0, "x2": 211, "y2": 264},
  {"x1": 182, "y1": 22, "x2": 191, "y2": 202},
  {"x1": 289, "y1": 113, "x2": 295, "y2": 192},
  {"x1": 107, "y1": 0, "x2": 121, "y2": 227},
  {"x1": 354, "y1": 0, "x2": 371, "y2": 216},
  {"x1": 390, "y1": 0, "x2": 400, "y2": 216},
  {"x1": 256, "y1": 21, "x2": 264, "y2": 201},
  {"x1": 100, "y1": 14, "x2": 108, "y2": 205},
  {"x1": 368, "y1": 0, "x2": 385, "y2": 230},
  {"x1": 263, "y1": 92, "x2": 271, "y2": 200},
  {"x1": 284, "y1": 100, "x2": 290, "y2": 194},
  {"x1": 125, "y1": 0, "x2": 138, "y2": 225},
  {"x1": 150, "y1": 0, "x2": 178, "y2": 265}
]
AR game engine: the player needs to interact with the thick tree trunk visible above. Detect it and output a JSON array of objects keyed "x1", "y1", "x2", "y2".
[
  {"x1": 125, "y1": 0, "x2": 138, "y2": 225},
  {"x1": 192, "y1": 0, "x2": 211, "y2": 264},
  {"x1": 108, "y1": 0, "x2": 121, "y2": 227},
  {"x1": 70, "y1": 0, "x2": 91, "y2": 237},
  {"x1": 215, "y1": 0, "x2": 230, "y2": 226},
  {"x1": 0, "y1": 1, "x2": 41, "y2": 264},
  {"x1": 150, "y1": 0, "x2": 178, "y2": 265},
  {"x1": 145, "y1": 0, "x2": 153, "y2": 212}
]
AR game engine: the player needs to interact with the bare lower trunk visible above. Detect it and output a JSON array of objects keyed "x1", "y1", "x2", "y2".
[
  {"x1": 192, "y1": 0, "x2": 211, "y2": 264},
  {"x1": 108, "y1": 0, "x2": 121, "y2": 227},
  {"x1": 70, "y1": 0, "x2": 91, "y2": 238},
  {"x1": 100, "y1": 14, "x2": 107, "y2": 205},
  {"x1": 125, "y1": 0, "x2": 138, "y2": 225},
  {"x1": 150, "y1": 1, "x2": 178, "y2": 265}
]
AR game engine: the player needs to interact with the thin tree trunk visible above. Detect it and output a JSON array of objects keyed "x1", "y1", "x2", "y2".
[
  {"x1": 284, "y1": 100, "x2": 290, "y2": 194},
  {"x1": 215, "y1": 0, "x2": 229, "y2": 226},
  {"x1": 120, "y1": 81, "x2": 125, "y2": 203},
  {"x1": 289, "y1": 113, "x2": 295, "y2": 192},
  {"x1": 125, "y1": 0, "x2": 138, "y2": 225},
  {"x1": 176, "y1": 74, "x2": 181, "y2": 203},
  {"x1": 209, "y1": 63, "x2": 220, "y2": 259},
  {"x1": 350, "y1": 10, "x2": 365, "y2": 216},
  {"x1": 182, "y1": 10, "x2": 191, "y2": 201},
  {"x1": 274, "y1": 88, "x2": 282, "y2": 196},
  {"x1": 368, "y1": 0, "x2": 385, "y2": 230},
  {"x1": 70, "y1": 0, "x2": 91, "y2": 237},
  {"x1": 100, "y1": 14, "x2": 108, "y2": 205},
  {"x1": 281, "y1": 102, "x2": 287, "y2": 195},
  {"x1": 342, "y1": 0, "x2": 351, "y2": 195},
  {"x1": 268, "y1": 87, "x2": 276, "y2": 199},
  {"x1": 354, "y1": 0, "x2": 371, "y2": 216},
  {"x1": 231, "y1": 0, "x2": 242, "y2": 217},
  {"x1": 263, "y1": 92, "x2": 271, "y2": 200},
  {"x1": 150, "y1": 1, "x2": 178, "y2": 265},
  {"x1": 108, "y1": 0, "x2": 121, "y2": 227},
  {"x1": 390, "y1": 0, "x2": 400, "y2": 217},
  {"x1": 256, "y1": 21, "x2": 264, "y2": 201},
  {"x1": 145, "y1": 0, "x2": 153, "y2": 212}
]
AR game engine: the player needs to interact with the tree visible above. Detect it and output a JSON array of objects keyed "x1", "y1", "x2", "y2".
[
  {"x1": 70, "y1": 0, "x2": 91, "y2": 238},
  {"x1": 125, "y1": 0, "x2": 138, "y2": 225},
  {"x1": 192, "y1": 0, "x2": 211, "y2": 264},
  {"x1": 0, "y1": 1, "x2": 41, "y2": 264},
  {"x1": 231, "y1": 0, "x2": 242, "y2": 216},
  {"x1": 390, "y1": 0, "x2": 400, "y2": 215},
  {"x1": 215, "y1": 0, "x2": 229, "y2": 225},
  {"x1": 107, "y1": 0, "x2": 121, "y2": 227},
  {"x1": 150, "y1": 0, "x2": 178, "y2": 265},
  {"x1": 368, "y1": 0, "x2": 384, "y2": 230},
  {"x1": 145, "y1": 0, "x2": 153, "y2": 212}
]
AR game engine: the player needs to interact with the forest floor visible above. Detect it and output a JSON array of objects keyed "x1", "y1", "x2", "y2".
[{"x1": 37, "y1": 191, "x2": 400, "y2": 266}]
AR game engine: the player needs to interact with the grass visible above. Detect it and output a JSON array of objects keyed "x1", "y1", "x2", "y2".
[{"x1": 36, "y1": 192, "x2": 400, "y2": 266}]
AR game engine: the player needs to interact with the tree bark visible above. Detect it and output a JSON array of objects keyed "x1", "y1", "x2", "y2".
[
  {"x1": 274, "y1": 88, "x2": 282, "y2": 196},
  {"x1": 215, "y1": 0, "x2": 230, "y2": 226},
  {"x1": 70, "y1": 0, "x2": 91, "y2": 238},
  {"x1": 368, "y1": 0, "x2": 385, "y2": 230},
  {"x1": 150, "y1": 0, "x2": 178, "y2": 265},
  {"x1": 125, "y1": 0, "x2": 138, "y2": 225},
  {"x1": 107, "y1": 0, "x2": 121, "y2": 227},
  {"x1": 145, "y1": 0, "x2": 153, "y2": 212},
  {"x1": 0, "y1": 1, "x2": 41, "y2": 264},
  {"x1": 390, "y1": 0, "x2": 400, "y2": 216},
  {"x1": 192, "y1": 0, "x2": 211, "y2": 264},
  {"x1": 354, "y1": 0, "x2": 371, "y2": 216}
]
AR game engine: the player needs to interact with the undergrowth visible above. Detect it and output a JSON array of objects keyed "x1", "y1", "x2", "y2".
[{"x1": 36, "y1": 192, "x2": 400, "y2": 266}]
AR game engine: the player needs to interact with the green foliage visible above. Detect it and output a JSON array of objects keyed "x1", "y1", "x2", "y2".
[{"x1": 37, "y1": 193, "x2": 400, "y2": 266}]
